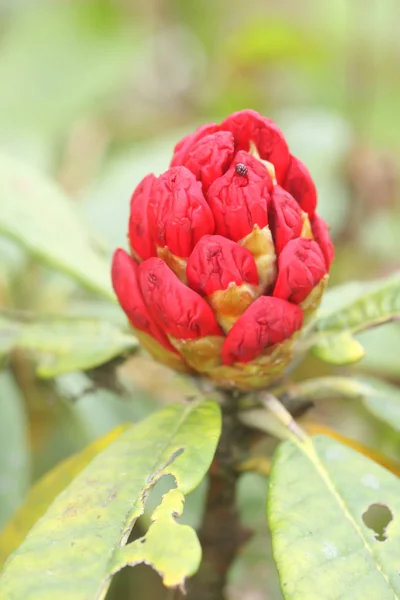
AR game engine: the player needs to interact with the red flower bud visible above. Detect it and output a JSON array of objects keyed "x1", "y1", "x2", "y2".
[
  {"x1": 171, "y1": 123, "x2": 220, "y2": 166},
  {"x1": 311, "y1": 213, "x2": 335, "y2": 269},
  {"x1": 139, "y1": 257, "x2": 223, "y2": 340},
  {"x1": 187, "y1": 235, "x2": 258, "y2": 296},
  {"x1": 128, "y1": 173, "x2": 157, "y2": 261},
  {"x1": 283, "y1": 155, "x2": 317, "y2": 217},
  {"x1": 273, "y1": 238, "x2": 327, "y2": 304},
  {"x1": 111, "y1": 249, "x2": 176, "y2": 353},
  {"x1": 178, "y1": 131, "x2": 235, "y2": 192},
  {"x1": 114, "y1": 110, "x2": 335, "y2": 390},
  {"x1": 268, "y1": 185, "x2": 303, "y2": 255},
  {"x1": 221, "y1": 109, "x2": 291, "y2": 181},
  {"x1": 147, "y1": 166, "x2": 215, "y2": 258},
  {"x1": 222, "y1": 296, "x2": 303, "y2": 364},
  {"x1": 207, "y1": 151, "x2": 272, "y2": 241}
]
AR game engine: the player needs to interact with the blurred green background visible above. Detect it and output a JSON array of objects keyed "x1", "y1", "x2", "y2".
[{"x1": 0, "y1": 0, "x2": 399, "y2": 598}]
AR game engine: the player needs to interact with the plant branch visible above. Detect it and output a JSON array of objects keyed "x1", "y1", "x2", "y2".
[{"x1": 187, "y1": 392, "x2": 251, "y2": 600}]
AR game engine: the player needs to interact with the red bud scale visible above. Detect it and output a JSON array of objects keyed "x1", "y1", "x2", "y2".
[{"x1": 112, "y1": 109, "x2": 334, "y2": 390}]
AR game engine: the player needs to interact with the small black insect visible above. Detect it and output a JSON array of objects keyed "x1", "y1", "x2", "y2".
[{"x1": 235, "y1": 163, "x2": 248, "y2": 176}]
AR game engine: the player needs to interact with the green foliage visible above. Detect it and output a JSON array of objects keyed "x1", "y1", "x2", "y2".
[
  {"x1": 0, "y1": 313, "x2": 137, "y2": 378},
  {"x1": 311, "y1": 273, "x2": 400, "y2": 364},
  {"x1": 268, "y1": 435, "x2": 400, "y2": 599},
  {"x1": 0, "y1": 0, "x2": 137, "y2": 136},
  {"x1": 0, "y1": 425, "x2": 129, "y2": 567},
  {"x1": 0, "y1": 371, "x2": 30, "y2": 529},
  {"x1": 0, "y1": 400, "x2": 221, "y2": 598},
  {"x1": 0, "y1": 153, "x2": 114, "y2": 298}
]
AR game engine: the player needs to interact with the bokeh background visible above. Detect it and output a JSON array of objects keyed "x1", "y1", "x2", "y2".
[{"x1": 0, "y1": 1, "x2": 399, "y2": 598}]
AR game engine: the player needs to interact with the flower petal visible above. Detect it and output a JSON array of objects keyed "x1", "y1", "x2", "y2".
[
  {"x1": 221, "y1": 109, "x2": 290, "y2": 181},
  {"x1": 283, "y1": 155, "x2": 317, "y2": 217},
  {"x1": 269, "y1": 185, "x2": 303, "y2": 255},
  {"x1": 222, "y1": 296, "x2": 303, "y2": 364},
  {"x1": 311, "y1": 213, "x2": 335, "y2": 269},
  {"x1": 207, "y1": 151, "x2": 272, "y2": 241},
  {"x1": 187, "y1": 234, "x2": 258, "y2": 296},
  {"x1": 128, "y1": 173, "x2": 157, "y2": 261},
  {"x1": 111, "y1": 249, "x2": 176, "y2": 352},
  {"x1": 148, "y1": 166, "x2": 215, "y2": 258},
  {"x1": 171, "y1": 123, "x2": 220, "y2": 166},
  {"x1": 178, "y1": 131, "x2": 235, "y2": 191},
  {"x1": 139, "y1": 257, "x2": 223, "y2": 340},
  {"x1": 273, "y1": 238, "x2": 327, "y2": 304}
]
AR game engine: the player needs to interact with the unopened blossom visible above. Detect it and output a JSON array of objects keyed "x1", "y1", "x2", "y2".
[{"x1": 112, "y1": 109, "x2": 334, "y2": 390}]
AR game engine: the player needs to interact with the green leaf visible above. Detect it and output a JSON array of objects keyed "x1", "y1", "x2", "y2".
[
  {"x1": 0, "y1": 400, "x2": 221, "y2": 598},
  {"x1": 356, "y1": 324, "x2": 400, "y2": 378},
  {"x1": 0, "y1": 371, "x2": 30, "y2": 529},
  {"x1": 0, "y1": 314, "x2": 137, "y2": 378},
  {"x1": 356, "y1": 376, "x2": 400, "y2": 434},
  {"x1": 0, "y1": 153, "x2": 114, "y2": 299},
  {"x1": 311, "y1": 331, "x2": 365, "y2": 365},
  {"x1": 268, "y1": 435, "x2": 400, "y2": 600},
  {"x1": 310, "y1": 273, "x2": 400, "y2": 365},
  {"x1": 0, "y1": 0, "x2": 137, "y2": 136},
  {"x1": 274, "y1": 374, "x2": 400, "y2": 434},
  {"x1": 0, "y1": 425, "x2": 129, "y2": 568},
  {"x1": 111, "y1": 487, "x2": 201, "y2": 588}
]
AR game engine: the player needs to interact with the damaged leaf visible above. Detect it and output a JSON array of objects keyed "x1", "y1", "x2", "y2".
[
  {"x1": 268, "y1": 435, "x2": 400, "y2": 600},
  {"x1": 0, "y1": 400, "x2": 221, "y2": 598}
]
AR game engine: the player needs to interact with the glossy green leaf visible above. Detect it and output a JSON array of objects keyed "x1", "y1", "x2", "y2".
[
  {"x1": 0, "y1": 425, "x2": 129, "y2": 568},
  {"x1": 310, "y1": 272, "x2": 400, "y2": 364},
  {"x1": 0, "y1": 314, "x2": 137, "y2": 378},
  {"x1": 0, "y1": 371, "x2": 30, "y2": 529},
  {"x1": 0, "y1": 153, "x2": 114, "y2": 298},
  {"x1": 0, "y1": 400, "x2": 221, "y2": 598},
  {"x1": 268, "y1": 435, "x2": 400, "y2": 600}
]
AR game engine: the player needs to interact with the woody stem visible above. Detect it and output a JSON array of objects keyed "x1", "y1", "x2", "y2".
[{"x1": 186, "y1": 391, "x2": 250, "y2": 600}]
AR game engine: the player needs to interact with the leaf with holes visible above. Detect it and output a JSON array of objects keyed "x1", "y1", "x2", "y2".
[
  {"x1": 310, "y1": 272, "x2": 400, "y2": 365},
  {"x1": 268, "y1": 435, "x2": 400, "y2": 600},
  {"x1": 0, "y1": 153, "x2": 114, "y2": 299},
  {"x1": 0, "y1": 425, "x2": 129, "y2": 568},
  {"x1": 0, "y1": 400, "x2": 221, "y2": 599},
  {"x1": 0, "y1": 314, "x2": 137, "y2": 378}
]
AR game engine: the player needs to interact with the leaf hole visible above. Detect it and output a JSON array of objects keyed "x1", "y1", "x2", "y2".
[
  {"x1": 362, "y1": 503, "x2": 393, "y2": 542},
  {"x1": 126, "y1": 475, "x2": 176, "y2": 544}
]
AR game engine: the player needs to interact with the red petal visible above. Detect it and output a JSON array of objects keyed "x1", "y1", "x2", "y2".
[
  {"x1": 111, "y1": 249, "x2": 176, "y2": 352},
  {"x1": 139, "y1": 258, "x2": 223, "y2": 340},
  {"x1": 273, "y1": 238, "x2": 327, "y2": 304},
  {"x1": 207, "y1": 151, "x2": 272, "y2": 242},
  {"x1": 221, "y1": 109, "x2": 290, "y2": 181},
  {"x1": 180, "y1": 131, "x2": 235, "y2": 191},
  {"x1": 187, "y1": 234, "x2": 258, "y2": 296},
  {"x1": 148, "y1": 166, "x2": 215, "y2": 258},
  {"x1": 269, "y1": 185, "x2": 303, "y2": 255},
  {"x1": 222, "y1": 296, "x2": 303, "y2": 364},
  {"x1": 283, "y1": 155, "x2": 317, "y2": 217},
  {"x1": 311, "y1": 213, "x2": 335, "y2": 269},
  {"x1": 171, "y1": 123, "x2": 220, "y2": 166},
  {"x1": 128, "y1": 173, "x2": 157, "y2": 260}
]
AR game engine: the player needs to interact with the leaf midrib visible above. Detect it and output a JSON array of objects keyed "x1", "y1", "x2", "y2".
[{"x1": 301, "y1": 438, "x2": 399, "y2": 599}]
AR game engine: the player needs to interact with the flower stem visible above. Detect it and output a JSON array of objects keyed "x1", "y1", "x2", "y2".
[{"x1": 187, "y1": 392, "x2": 250, "y2": 600}]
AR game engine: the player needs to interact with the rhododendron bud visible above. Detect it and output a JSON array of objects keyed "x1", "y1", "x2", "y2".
[
  {"x1": 112, "y1": 110, "x2": 335, "y2": 390},
  {"x1": 178, "y1": 131, "x2": 235, "y2": 191}
]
